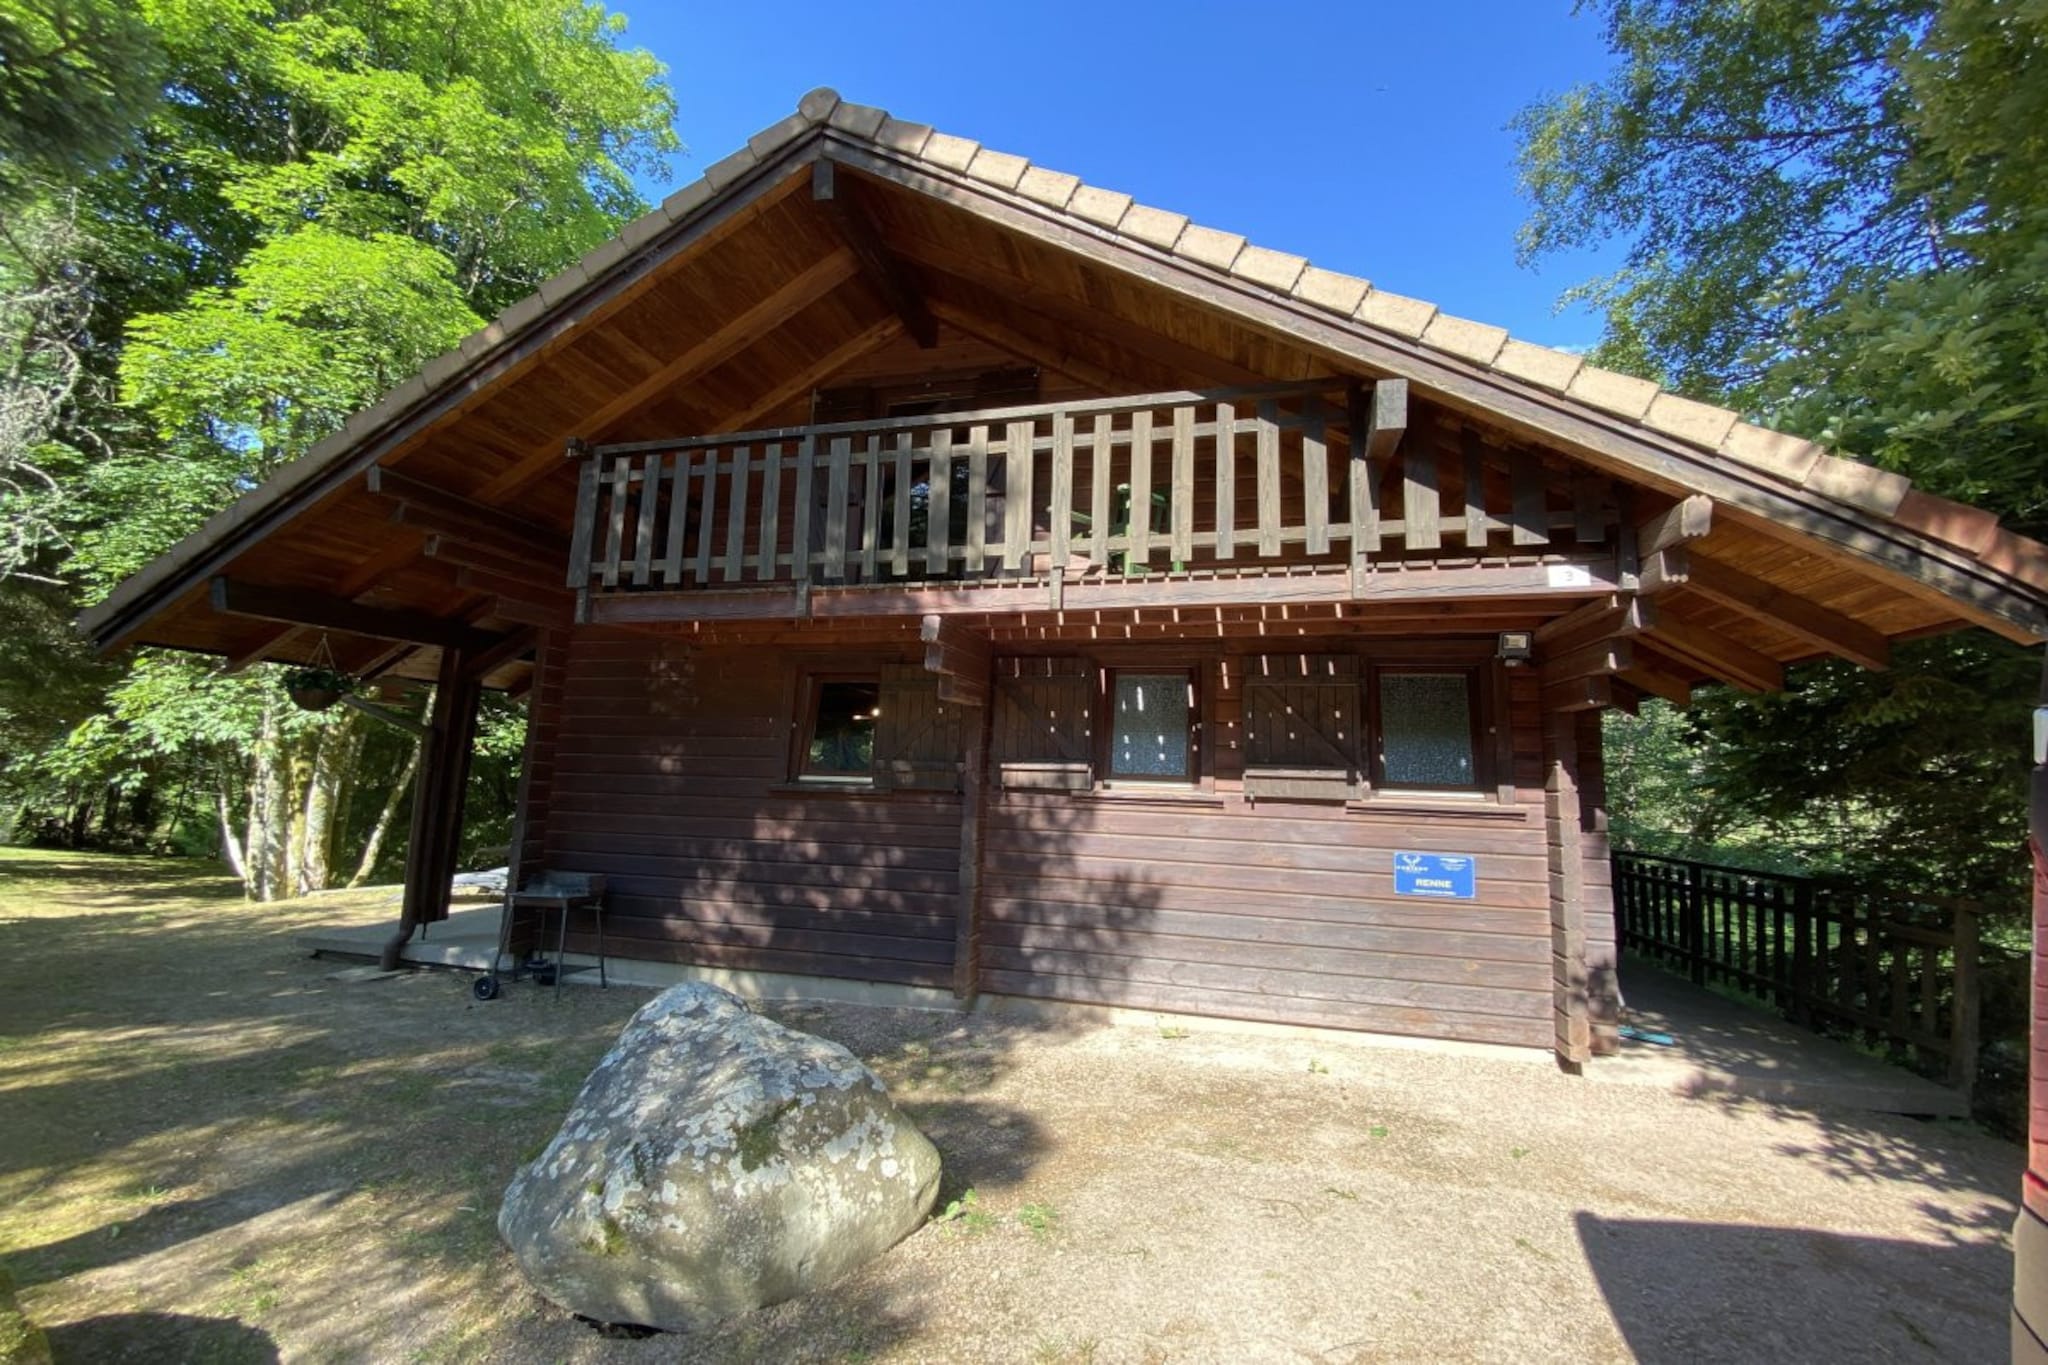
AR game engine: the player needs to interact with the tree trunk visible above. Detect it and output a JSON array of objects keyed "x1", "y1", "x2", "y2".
[
  {"x1": 295, "y1": 710, "x2": 362, "y2": 896},
  {"x1": 241, "y1": 696, "x2": 292, "y2": 901},
  {"x1": 217, "y1": 788, "x2": 247, "y2": 880},
  {"x1": 349, "y1": 742, "x2": 419, "y2": 888}
]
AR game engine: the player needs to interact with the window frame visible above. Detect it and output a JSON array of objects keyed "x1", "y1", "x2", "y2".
[
  {"x1": 1098, "y1": 665, "x2": 1202, "y2": 788},
  {"x1": 793, "y1": 671, "x2": 883, "y2": 784},
  {"x1": 1366, "y1": 663, "x2": 1489, "y2": 795}
]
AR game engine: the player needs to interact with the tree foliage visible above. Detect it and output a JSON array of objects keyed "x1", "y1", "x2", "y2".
[
  {"x1": 1519, "y1": 0, "x2": 2048, "y2": 911},
  {"x1": 0, "y1": 0, "x2": 676, "y2": 897}
]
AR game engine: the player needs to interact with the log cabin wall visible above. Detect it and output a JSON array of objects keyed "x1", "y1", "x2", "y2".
[
  {"x1": 538, "y1": 629, "x2": 963, "y2": 988},
  {"x1": 526, "y1": 624, "x2": 1615, "y2": 1055}
]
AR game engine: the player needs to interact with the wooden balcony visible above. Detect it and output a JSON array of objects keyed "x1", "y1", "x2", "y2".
[{"x1": 566, "y1": 380, "x2": 1627, "y2": 625}]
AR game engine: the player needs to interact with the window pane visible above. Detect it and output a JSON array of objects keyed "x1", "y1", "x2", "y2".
[
  {"x1": 1112, "y1": 673, "x2": 1190, "y2": 779},
  {"x1": 805, "y1": 681, "x2": 879, "y2": 776},
  {"x1": 1380, "y1": 673, "x2": 1475, "y2": 787}
]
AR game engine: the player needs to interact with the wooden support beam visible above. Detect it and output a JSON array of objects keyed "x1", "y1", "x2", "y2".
[
  {"x1": 366, "y1": 465, "x2": 557, "y2": 549},
  {"x1": 460, "y1": 625, "x2": 537, "y2": 682},
  {"x1": 1545, "y1": 708, "x2": 1591, "y2": 1067},
  {"x1": 1535, "y1": 594, "x2": 1655, "y2": 655},
  {"x1": 954, "y1": 685, "x2": 992, "y2": 1000},
  {"x1": 1636, "y1": 546, "x2": 1690, "y2": 595},
  {"x1": 921, "y1": 614, "x2": 992, "y2": 707},
  {"x1": 1644, "y1": 612, "x2": 1785, "y2": 693},
  {"x1": 1637, "y1": 493, "x2": 1713, "y2": 558},
  {"x1": 472, "y1": 249, "x2": 864, "y2": 503},
  {"x1": 1682, "y1": 552, "x2": 1892, "y2": 671},
  {"x1": 1361, "y1": 377, "x2": 1408, "y2": 460},
  {"x1": 814, "y1": 158, "x2": 937, "y2": 348},
  {"x1": 383, "y1": 644, "x2": 483, "y2": 968},
  {"x1": 422, "y1": 535, "x2": 565, "y2": 594},
  {"x1": 1542, "y1": 675, "x2": 1613, "y2": 713},
  {"x1": 1620, "y1": 644, "x2": 1700, "y2": 707},
  {"x1": 927, "y1": 299, "x2": 1130, "y2": 395},
  {"x1": 210, "y1": 577, "x2": 502, "y2": 653},
  {"x1": 715, "y1": 317, "x2": 905, "y2": 432},
  {"x1": 1541, "y1": 639, "x2": 1633, "y2": 687}
]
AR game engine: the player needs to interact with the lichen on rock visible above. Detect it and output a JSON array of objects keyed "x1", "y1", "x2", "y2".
[{"x1": 498, "y1": 982, "x2": 941, "y2": 1332}]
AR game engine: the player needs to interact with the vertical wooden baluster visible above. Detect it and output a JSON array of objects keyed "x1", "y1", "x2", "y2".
[
  {"x1": 891, "y1": 432, "x2": 912, "y2": 577},
  {"x1": 1215, "y1": 401, "x2": 1236, "y2": 559},
  {"x1": 1128, "y1": 409, "x2": 1153, "y2": 567},
  {"x1": 824, "y1": 435, "x2": 851, "y2": 580},
  {"x1": 1462, "y1": 429, "x2": 1488, "y2": 549},
  {"x1": 1050, "y1": 411, "x2": 1074, "y2": 566},
  {"x1": 1301, "y1": 397, "x2": 1328, "y2": 556},
  {"x1": 790, "y1": 434, "x2": 815, "y2": 583},
  {"x1": 662, "y1": 452, "x2": 689, "y2": 584},
  {"x1": 566, "y1": 453, "x2": 600, "y2": 588},
  {"x1": 723, "y1": 445, "x2": 749, "y2": 582},
  {"x1": 630, "y1": 452, "x2": 660, "y2": 585},
  {"x1": 1089, "y1": 414, "x2": 1112, "y2": 566},
  {"x1": 859, "y1": 434, "x2": 882, "y2": 582},
  {"x1": 695, "y1": 447, "x2": 719, "y2": 584},
  {"x1": 1255, "y1": 400, "x2": 1280, "y2": 556},
  {"x1": 965, "y1": 424, "x2": 988, "y2": 575},
  {"x1": 926, "y1": 428, "x2": 952, "y2": 576},
  {"x1": 1171, "y1": 403, "x2": 1195, "y2": 562},
  {"x1": 1511, "y1": 450, "x2": 1548, "y2": 546},
  {"x1": 1004, "y1": 419, "x2": 1035, "y2": 573},
  {"x1": 757, "y1": 441, "x2": 782, "y2": 581},
  {"x1": 600, "y1": 455, "x2": 630, "y2": 588}
]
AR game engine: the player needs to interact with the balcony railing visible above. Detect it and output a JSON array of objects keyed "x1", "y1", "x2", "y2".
[{"x1": 566, "y1": 379, "x2": 1616, "y2": 601}]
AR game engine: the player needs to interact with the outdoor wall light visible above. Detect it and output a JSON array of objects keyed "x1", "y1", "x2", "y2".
[{"x1": 1497, "y1": 631, "x2": 1535, "y2": 665}]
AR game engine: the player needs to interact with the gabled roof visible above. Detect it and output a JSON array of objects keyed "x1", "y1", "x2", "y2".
[{"x1": 78, "y1": 87, "x2": 2048, "y2": 675}]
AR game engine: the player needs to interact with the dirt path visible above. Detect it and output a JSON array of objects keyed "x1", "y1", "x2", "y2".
[{"x1": 0, "y1": 849, "x2": 2020, "y2": 1362}]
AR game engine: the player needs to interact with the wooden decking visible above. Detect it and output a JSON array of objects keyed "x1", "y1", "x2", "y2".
[{"x1": 566, "y1": 380, "x2": 1627, "y2": 622}]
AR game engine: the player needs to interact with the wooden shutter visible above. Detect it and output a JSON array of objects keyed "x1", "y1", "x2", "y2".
[
  {"x1": 873, "y1": 665, "x2": 964, "y2": 791},
  {"x1": 993, "y1": 657, "x2": 1093, "y2": 790},
  {"x1": 1244, "y1": 653, "x2": 1360, "y2": 801}
]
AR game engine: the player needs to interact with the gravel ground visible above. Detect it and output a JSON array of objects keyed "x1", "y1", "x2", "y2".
[{"x1": 0, "y1": 850, "x2": 2020, "y2": 1363}]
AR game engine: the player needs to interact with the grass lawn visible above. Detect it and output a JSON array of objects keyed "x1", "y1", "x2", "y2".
[{"x1": 0, "y1": 846, "x2": 2027, "y2": 1363}]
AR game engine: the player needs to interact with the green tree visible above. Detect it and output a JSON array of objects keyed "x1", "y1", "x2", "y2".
[
  {"x1": 0, "y1": 0, "x2": 676, "y2": 899},
  {"x1": 1518, "y1": 0, "x2": 2048, "y2": 912}
]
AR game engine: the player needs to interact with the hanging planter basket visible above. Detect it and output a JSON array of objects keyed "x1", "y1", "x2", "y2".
[{"x1": 283, "y1": 666, "x2": 354, "y2": 713}]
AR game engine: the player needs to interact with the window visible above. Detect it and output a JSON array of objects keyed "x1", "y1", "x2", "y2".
[
  {"x1": 1107, "y1": 670, "x2": 1194, "y2": 782},
  {"x1": 801, "y1": 678, "x2": 880, "y2": 779},
  {"x1": 1374, "y1": 670, "x2": 1480, "y2": 790}
]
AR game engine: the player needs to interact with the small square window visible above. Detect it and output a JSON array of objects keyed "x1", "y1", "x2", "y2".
[
  {"x1": 802, "y1": 679, "x2": 880, "y2": 778},
  {"x1": 1377, "y1": 671, "x2": 1478, "y2": 789},
  {"x1": 1109, "y1": 671, "x2": 1192, "y2": 781}
]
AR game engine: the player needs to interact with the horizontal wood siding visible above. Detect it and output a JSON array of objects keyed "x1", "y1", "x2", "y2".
[
  {"x1": 539, "y1": 630, "x2": 958, "y2": 988},
  {"x1": 978, "y1": 647, "x2": 1555, "y2": 1048},
  {"x1": 533, "y1": 629, "x2": 1558, "y2": 1048}
]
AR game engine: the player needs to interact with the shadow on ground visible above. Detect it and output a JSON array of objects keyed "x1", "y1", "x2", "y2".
[{"x1": 1577, "y1": 1212, "x2": 2009, "y2": 1363}]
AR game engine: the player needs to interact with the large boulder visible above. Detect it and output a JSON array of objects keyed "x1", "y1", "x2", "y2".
[{"x1": 498, "y1": 983, "x2": 941, "y2": 1331}]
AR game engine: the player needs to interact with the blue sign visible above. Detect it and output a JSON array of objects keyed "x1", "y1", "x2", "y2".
[{"x1": 1393, "y1": 851, "x2": 1477, "y2": 900}]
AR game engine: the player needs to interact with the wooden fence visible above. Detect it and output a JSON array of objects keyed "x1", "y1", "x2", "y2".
[{"x1": 1613, "y1": 850, "x2": 1981, "y2": 1094}]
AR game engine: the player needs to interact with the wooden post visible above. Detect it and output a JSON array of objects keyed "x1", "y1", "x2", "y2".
[
  {"x1": 1790, "y1": 878, "x2": 1815, "y2": 1027},
  {"x1": 1949, "y1": 902, "x2": 1980, "y2": 1098},
  {"x1": 381, "y1": 645, "x2": 484, "y2": 970},
  {"x1": 1683, "y1": 864, "x2": 1707, "y2": 986},
  {"x1": 954, "y1": 688, "x2": 993, "y2": 1002},
  {"x1": 1545, "y1": 708, "x2": 1590, "y2": 1068}
]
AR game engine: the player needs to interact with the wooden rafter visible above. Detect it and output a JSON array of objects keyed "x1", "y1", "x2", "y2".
[
  {"x1": 927, "y1": 299, "x2": 1135, "y2": 395},
  {"x1": 472, "y1": 247, "x2": 863, "y2": 503},
  {"x1": 1682, "y1": 552, "x2": 1891, "y2": 671},
  {"x1": 713, "y1": 316, "x2": 906, "y2": 431},
  {"x1": 814, "y1": 159, "x2": 937, "y2": 348},
  {"x1": 921, "y1": 614, "x2": 991, "y2": 707}
]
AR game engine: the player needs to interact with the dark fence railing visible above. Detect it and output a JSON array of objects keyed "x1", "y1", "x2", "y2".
[{"x1": 1613, "y1": 850, "x2": 1980, "y2": 1095}]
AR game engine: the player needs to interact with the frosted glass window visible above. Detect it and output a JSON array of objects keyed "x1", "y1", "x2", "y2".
[
  {"x1": 1379, "y1": 673, "x2": 1475, "y2": 787},
  {"x1": 1111, "y1": 673, "x2": 1191, "y2": 779}
]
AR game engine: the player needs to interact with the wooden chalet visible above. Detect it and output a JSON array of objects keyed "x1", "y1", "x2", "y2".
[{"x1": 79, "y1": 89, "x2": 2048, "y2": 1068}]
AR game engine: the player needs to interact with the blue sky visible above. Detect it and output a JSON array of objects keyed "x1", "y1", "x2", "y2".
[{"x1": 619, "y1": 2, "x2": 1628, "y2": 352}]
